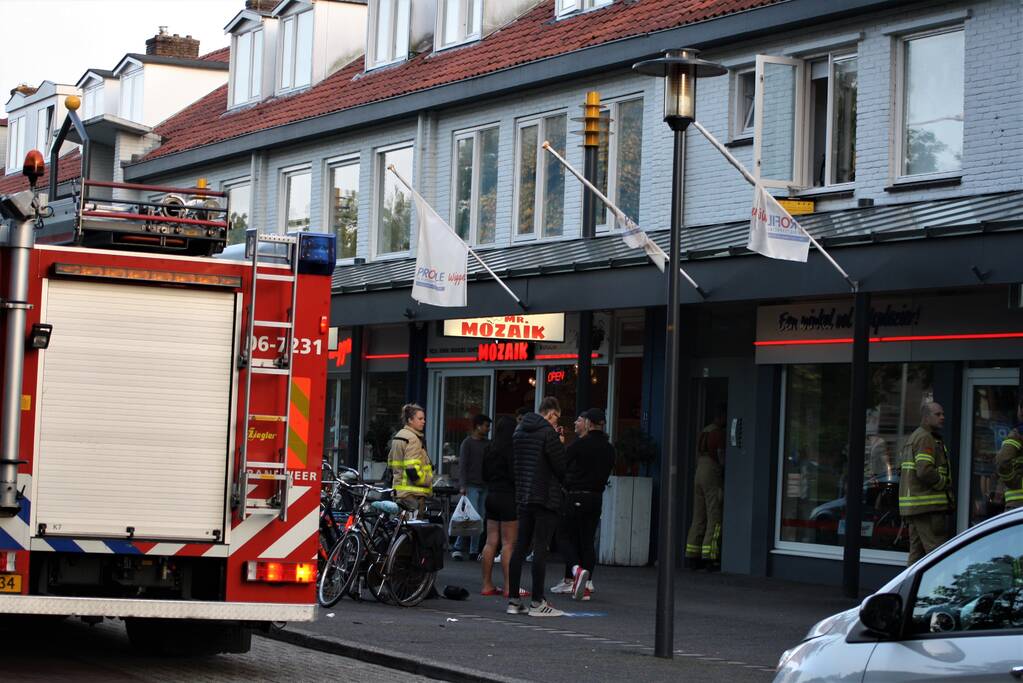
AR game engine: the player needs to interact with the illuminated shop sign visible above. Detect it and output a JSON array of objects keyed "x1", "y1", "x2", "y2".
[
  {"x1": 444, "y1": 314, "x2": 566, "y2": 343},
  {"x1": 477, "y1": 342, "x2": 533, "y2": 362},
  {"x1": 546, "y1": 369, "x2": 568, "y2": 384}
]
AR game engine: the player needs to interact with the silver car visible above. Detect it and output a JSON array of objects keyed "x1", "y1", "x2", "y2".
[{"x1": 775, "y1": 507, "x2": 1023, "y2": 682}]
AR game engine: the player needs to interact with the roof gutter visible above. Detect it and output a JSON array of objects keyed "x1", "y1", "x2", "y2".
[{"x1": 125, "y1": 0, "x2": 911, "y2": 181}]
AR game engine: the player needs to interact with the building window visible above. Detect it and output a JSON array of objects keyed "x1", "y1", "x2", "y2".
[
  {"x1": 6, "y1": 117, "x2": 25, "y2": 173},
  {"x1": 556, "y1": 0, "x2": 612, "y2": 18},
  {"x1": 899, "y1": 28, "x2": 964, "y2": 177},
  {"x1": 369, "y1": 0, "x2": 411, "y2": 68},
  {"x1": 732, "y1": 70, "x2": 756, "y2": 138},
  {"x1": 595, "y1": 97, "x2": 643, "y2": 228},
  {"x1": 328, "y1": 158, "x2": 360, "y2": 259},
  {"x1": 452, "y1": 125, "x2": 498, "y2": 245},
  {"x1": 282, "y1": 168, "x2": 311, "y2": 231},
  {"x1": 438, "y1": 0, "x2": 482, "y2": 48},
  {"x1": 119, "y1": 68, "x2": 144, "y2": 123},
  {"x1": 82, "y1": 85, "x2": 103, "y2": 119},
  {"x1": 754, "y1": 51, "x2": 858, "y2": 188},
  {"x1": 280, "y1": 10, "x2": 313, "y2": 91},
  {"x1": 36, "y1": 105, "x2": 54, "y2": 155},
  {"x1": 224, "y1": 179, "x2": 251, "y2": 246},
  {"x1": 777, "y1": 363, "x2": 934, "y2": 557},
  {"x1": 515, "y1": 113, "x2": 567, "y2": 239},
  {"x1": 232, "y1": 29, "x2": 264, "y2": 106},
  {"x1": 375, "y1": 145, "x2": 413, "y2": 255}
]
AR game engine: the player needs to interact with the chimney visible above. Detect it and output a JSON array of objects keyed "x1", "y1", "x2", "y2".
[
  {"x1": 245, "y1": 0, "x2": 279, "y2": 13},
  {"x1": 145, "y1": 27, "x2": 200, "y2": 59},
  {"x1": 9, "y1": 84, "x2": 38, "y2": 98}
]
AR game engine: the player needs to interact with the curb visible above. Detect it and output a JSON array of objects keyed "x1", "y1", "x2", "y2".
[{"x1": 261, "y1": 625, "x2": 528, "y2": 683}]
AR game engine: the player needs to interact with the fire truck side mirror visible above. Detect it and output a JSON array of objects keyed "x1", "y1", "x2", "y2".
[{"x1": 22, "y1": 150, "x2": 46, "y2": 189}]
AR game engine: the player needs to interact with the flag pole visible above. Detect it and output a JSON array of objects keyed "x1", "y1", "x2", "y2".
[
  {"x1": 690, "y1": 120, "x2": 857, "y2": 292},
  {"x1": 541, "y1": 142, "x2": 707, "y2": 297},
  {"x1": 387, "y1": 165, "x2": 528, "y2": 311}
]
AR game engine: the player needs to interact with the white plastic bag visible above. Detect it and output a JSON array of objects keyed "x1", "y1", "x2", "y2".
[{"x1": 448, "y1": 495, "x2": 483, "y2": 537}]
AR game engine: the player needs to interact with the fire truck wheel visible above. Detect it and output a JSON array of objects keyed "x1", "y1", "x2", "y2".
[{"x1": 125, "y1": 618, "x2": 252, "y2": 655}]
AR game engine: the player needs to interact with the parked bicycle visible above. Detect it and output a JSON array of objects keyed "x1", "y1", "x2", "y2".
[
  {"x1": 318, "y1": 464, "x2": 358, "y2": 573},
  {"x1": 318, "y1": 481, "x2": 442, "y2": 608}
]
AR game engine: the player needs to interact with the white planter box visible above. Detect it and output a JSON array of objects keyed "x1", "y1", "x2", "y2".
[{"x1": 598, "y1": 475, "x2": 652, "y2": 566}]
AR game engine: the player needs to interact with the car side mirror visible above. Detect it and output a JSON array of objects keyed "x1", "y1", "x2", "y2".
[{"x1": 860, "y1": 593, "x2": 903, "y2": 638}]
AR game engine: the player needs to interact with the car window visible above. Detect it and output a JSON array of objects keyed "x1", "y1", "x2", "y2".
[{"x1": 911, "y1": 523, "x2": 1023, "y2": 635}]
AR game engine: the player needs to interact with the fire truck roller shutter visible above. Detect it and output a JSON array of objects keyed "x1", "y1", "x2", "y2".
[{"x1": 34, "y1": 279, "x2": 235, "y2": 541}]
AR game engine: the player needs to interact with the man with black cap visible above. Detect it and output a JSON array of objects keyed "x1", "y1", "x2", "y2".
[{"x1": 551, "y1": 408, "x2": 615, "y2": 601}]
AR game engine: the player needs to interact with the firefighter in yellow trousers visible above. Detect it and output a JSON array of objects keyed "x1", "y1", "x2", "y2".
[
  {"x1": 996, "y1": 396, "x2": 1023, "y2": 510},
  {"x1": 389, "y1": 403, "x2": 434, "y2": 514},
  {"x1": 685, "y1": 408, "x2": 726, "y2": 571},
  {"x1": 899, "y1": 401, "x2": 954, "y2": 565}
]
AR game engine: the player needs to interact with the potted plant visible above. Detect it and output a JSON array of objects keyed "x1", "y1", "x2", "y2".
[
  {"x1": 599, "y1": 428, "x2": 656, "y2": 566},
  {"x1": 613, "y1": 427, "x2": 658, "y2": 476}
]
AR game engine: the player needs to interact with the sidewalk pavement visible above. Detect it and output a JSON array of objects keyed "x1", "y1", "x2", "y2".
[{"x1": 275, "y1": 558, "x2": 860, "y2": 682}]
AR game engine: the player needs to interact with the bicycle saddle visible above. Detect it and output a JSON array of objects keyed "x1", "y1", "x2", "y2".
[{"x1": 371, "y1": 500, "x2": 400, "y2": 516}]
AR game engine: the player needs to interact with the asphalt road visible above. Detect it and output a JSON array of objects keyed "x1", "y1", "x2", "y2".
[
  {"x1": 291, "y1": 560, "x2": 859, "y2": 682},
  {"x1": 0, "y1": 617, "x2": 434, "y2": 682}
]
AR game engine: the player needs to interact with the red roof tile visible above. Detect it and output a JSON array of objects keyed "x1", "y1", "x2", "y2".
[
  {"x1": 144, "y1": 0, "x2": 782, "y2": 161},
  {"x1": 0, "y1": 149, "x2": 81, "y2": 196},
  {"x1": 0, "y1": 118, "x2": 7, "y2": 127},
  {"x1": 200, "y1": 46, "x2": 231, "y2": 63}
]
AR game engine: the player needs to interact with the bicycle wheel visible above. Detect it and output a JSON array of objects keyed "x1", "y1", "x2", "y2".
[
  {"x1": 383, "y1": 530, "x2": 436, "y2": 607},
  {"x1": 318, "y1": 533, "x2": 362, "y2": 608}
]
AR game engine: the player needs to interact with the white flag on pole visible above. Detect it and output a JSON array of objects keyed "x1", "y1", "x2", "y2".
[
  {"x1": 410, "y1": 191, "x2": 469, "y2": 307},
  {"x1": 748, "y1": 184, "x2": 810, "y2": 262},
  {"x1": 616, "y1": 212, "x2": 667, "y2": 272}
]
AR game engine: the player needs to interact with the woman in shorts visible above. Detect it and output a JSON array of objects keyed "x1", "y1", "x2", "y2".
[{"x1": 479, "y1": 416, "x2": 525, "y2": 597}]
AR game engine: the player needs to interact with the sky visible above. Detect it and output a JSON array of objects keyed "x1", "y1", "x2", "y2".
[{"x1": 1, "y1": 0, "x2": 241, "y2": 115}]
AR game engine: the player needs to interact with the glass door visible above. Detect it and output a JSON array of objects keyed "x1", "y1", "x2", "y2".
[
  {"x1": 431, "y1": 370, "x2": 493, "y2": 483},
  {"x1": 959, "y1": 368, "x2": 1020, "y2": 530}
]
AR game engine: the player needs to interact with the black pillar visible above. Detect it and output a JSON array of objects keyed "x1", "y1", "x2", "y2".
[
  {"x1": 405, "y1": 322, "x2": 429, "y2": 408},
  {"x1": 843, "y1": 291, "x2": 870, "y2": 599},
  {"x1": 346, "y1": 326, "x2": 364, "y2": 469},
  {"x1": 577, "y1": 311, "x2": 593, "y2": 415},
  {"x1": 577, "y1": 103, "x2": 599, "y2": 414}
]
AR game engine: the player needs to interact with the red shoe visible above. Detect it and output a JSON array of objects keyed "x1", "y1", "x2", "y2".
[
  {"x1": 480, "y1": 587, "x2": 503, "y2": 596},
  {"x1": 502, "y1": 588, "x2": 530, "y2": 598}
]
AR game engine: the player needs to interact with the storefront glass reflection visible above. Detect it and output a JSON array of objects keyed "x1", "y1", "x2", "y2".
[
  {"x1": 967, "y1": 383, "x2": 1018, "y2": 526},
  {"x1": 543, "y1": 365, "x2": 609, "y2": 445},
  {"x1": 363, "y1": 372, "x2": 406, "y2": 479},
  {"x1": 779, "y1": 363, "x2": 934, "y2": 553},
  {"x1": 440, "y1": 374, "x2": 491, "y2": 483}
]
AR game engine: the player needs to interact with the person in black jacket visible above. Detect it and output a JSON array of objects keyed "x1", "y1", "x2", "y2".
[
  {"x1": 506, "y1": 396, "x2": 567, "y2": 617},
  {"x1": 553, "y1": 408, "x2": 615, "y2": 601},
  {"x1": 480, "y1": 416, "x2": 519, "y2": 597}
]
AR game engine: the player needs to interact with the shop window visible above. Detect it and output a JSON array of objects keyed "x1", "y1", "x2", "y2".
[
  {"x1": 515, "y1": 113, "x2": 567, "y2": 239},
  {"x1": 279, "y1": 10, "x2": 313, "y2": 92},
  {"x1": 363, "y1": 372, "x2": 406, "y2": 476},
  {"x1": 224, "y1": 178, "x2": 251, "y2": 246},
  {"x1": 328, "y1": 158, "x2": 359, "y2": 259},
  {"x1": 438, "y1": 0, "x2": 482, "y2": 49},
  {"x1": 754, "y1": 51, "x2": 857, "y2": 188},
  {"x1": 375, "y1": 144, "x2": 413, "y2": 255},
  {"x1": 368, "y1": 0, "x2": 411, "y2": 69},
  {"x1": 898, "y1": 28, "x2": 964, "y2": 177},
  {"x1": 452, "y1": 125, "x2": 499, "y2": 245},
  {"x1": 778, "y1": 363, "x2": 934, "y2": 556},
  {"x1": 324, "y1": 377, "x2": 352, "y2": 472},
  {"x1": 595, "y1": 97, "x2": 643, "y2": 229},
  {"x1": 281, "y1": 167, "x2": 311, "y2": 231},
  {"x1": 542, "y1": 364, "x2": 609, "y2": 445}
]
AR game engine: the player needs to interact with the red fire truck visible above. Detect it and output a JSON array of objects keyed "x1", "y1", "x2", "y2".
[{"x1": 0, "y1": 101, "x2": 335, "y2": 653}]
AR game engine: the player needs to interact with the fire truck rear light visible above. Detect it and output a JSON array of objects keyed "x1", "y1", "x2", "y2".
[
  {"x1": 245, "y1": 560, "x2": 315, "y2": 584},
  {"x1": 53, "y1": 263, "x2": 242, "y2": 288},
  {"x1": 320, "y1": 316, "x2": 328, "y2": 334}
]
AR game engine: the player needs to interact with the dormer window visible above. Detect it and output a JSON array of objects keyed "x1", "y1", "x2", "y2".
[
  {"x1": 438, "y1": 0, "x2": 482, "y2": 49},
  {"x1": 36, "y1": 105, "x2": 54, "y2": 154},
  {"x1": 82, "y1": 83, "x2": 104, "y2": 119},
  {"x1": 5, "y1": 117, "x2": 25, "y2": 174},
  {"x1": 232, "y1": 29, "x2": 264, "y2": 106},
  {"x1": 368, "y1": 0, "x2": 411, "y2": 69},
  {"x1": 279, "y1": 10, "x2": 313, "y2": 91},
  {"x1": 119, "y1": 67, "x2": 144, "y2": 123},
  {"x1": 556, "y1": 0, "x2": 612, "y2": 18}
]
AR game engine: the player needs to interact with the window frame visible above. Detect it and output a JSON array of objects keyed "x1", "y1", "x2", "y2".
[
  {"x1": 512, "y1": 111, "x2": 568, "y2": 242},
  {"x1": 437, "y1": 0, "x2": 483, "y2": 50},
  {"x1": 119, "y1": 67, "x2": 144, "y2": 123},
  {"x1": 6, "y1": 117, "x2": 25, "y2": 173},
  {"x1": 450, "y1": 123, "x2": 499, "y2": 246},
  {"x1": 82, "y1": 84, "x2": 103, "y2": 120},
  {"x1": 325, "y1": 153, "x2": 361, "y2": 261},
  {"x1": 36, "y1": 104, "x2": 54, "y2": 155},
  {"x1": 367, "y1": 0, "x2": 412, "y2": 70},
  {"x1": 594, "y1": 95, "x2": 644, "y2": 232},
  {"x1": 732, "y1": 68, "x2": 756, "y2": 140},
  {"x1": 556, "y1": 0, "x2": 612, "y2": 19},
  {"x1": 372, "y1": 142, "x2": 415, "y2": 259},
  {"x1": 278, "y1": 9, "x2": 314, "y2": 93},
  {"x1": 893, "y1": 25, "x2": 966, "y2": 182},
  {"x1": 279, "y1": 164, "x2": 313, "y2": 233},
  {"x1": 231, "y1": 28, "x2": 264, "y2": 107},
  {"x1": 222, "y1": 176, "x2": 252, "y2": 246}
]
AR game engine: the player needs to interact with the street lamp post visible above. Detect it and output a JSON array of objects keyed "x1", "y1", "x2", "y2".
[{"x1": 633, "y1": 48, "x2": 724, "y2": 660}]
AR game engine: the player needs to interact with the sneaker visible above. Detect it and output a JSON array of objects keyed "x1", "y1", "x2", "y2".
[
  {"x1": 506, "y1": 600, "x2": 528, "y2": 615},
  {"x1": 550, "y1": 578, "x2": 573, "y2": 594},
  {"x1": 451, "y1": 551, "x2": 465, "y2": 561},
  {"x1": 494, "y1": 553, "x2": 502, "y2": 562},
  {"x1": 528, "y1": 599, "x2": 564, "y2": 617},
  {"x1": 586, "y1": 580, "x2": 594, "y2": 592},
  {"x1": 581, "y1": 589, "x2": 592, "y2": 601},
  {"x1": 571, "y1": 565, "x2": 590, "y2": 601},
  {"x1": 525, "y1": 552, "x2": 534, "y2": 562}
]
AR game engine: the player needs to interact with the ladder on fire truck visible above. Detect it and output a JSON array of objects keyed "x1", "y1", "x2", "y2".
[{"x1": 236, "y1": 231, "x2": 300, "y2": 520}]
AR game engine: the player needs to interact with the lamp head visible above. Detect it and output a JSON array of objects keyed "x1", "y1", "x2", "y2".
[{"x1": 633, "y1": 48, "x2": 726, "y2": 131}]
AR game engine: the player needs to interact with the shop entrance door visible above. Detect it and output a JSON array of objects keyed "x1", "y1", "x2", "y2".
[
  {"x1": 959, "y1": 368, "x2": 1020, "y2": 531},
  {"x1": 431, "y1": 371, "x2": 493, "y2": 482}
]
